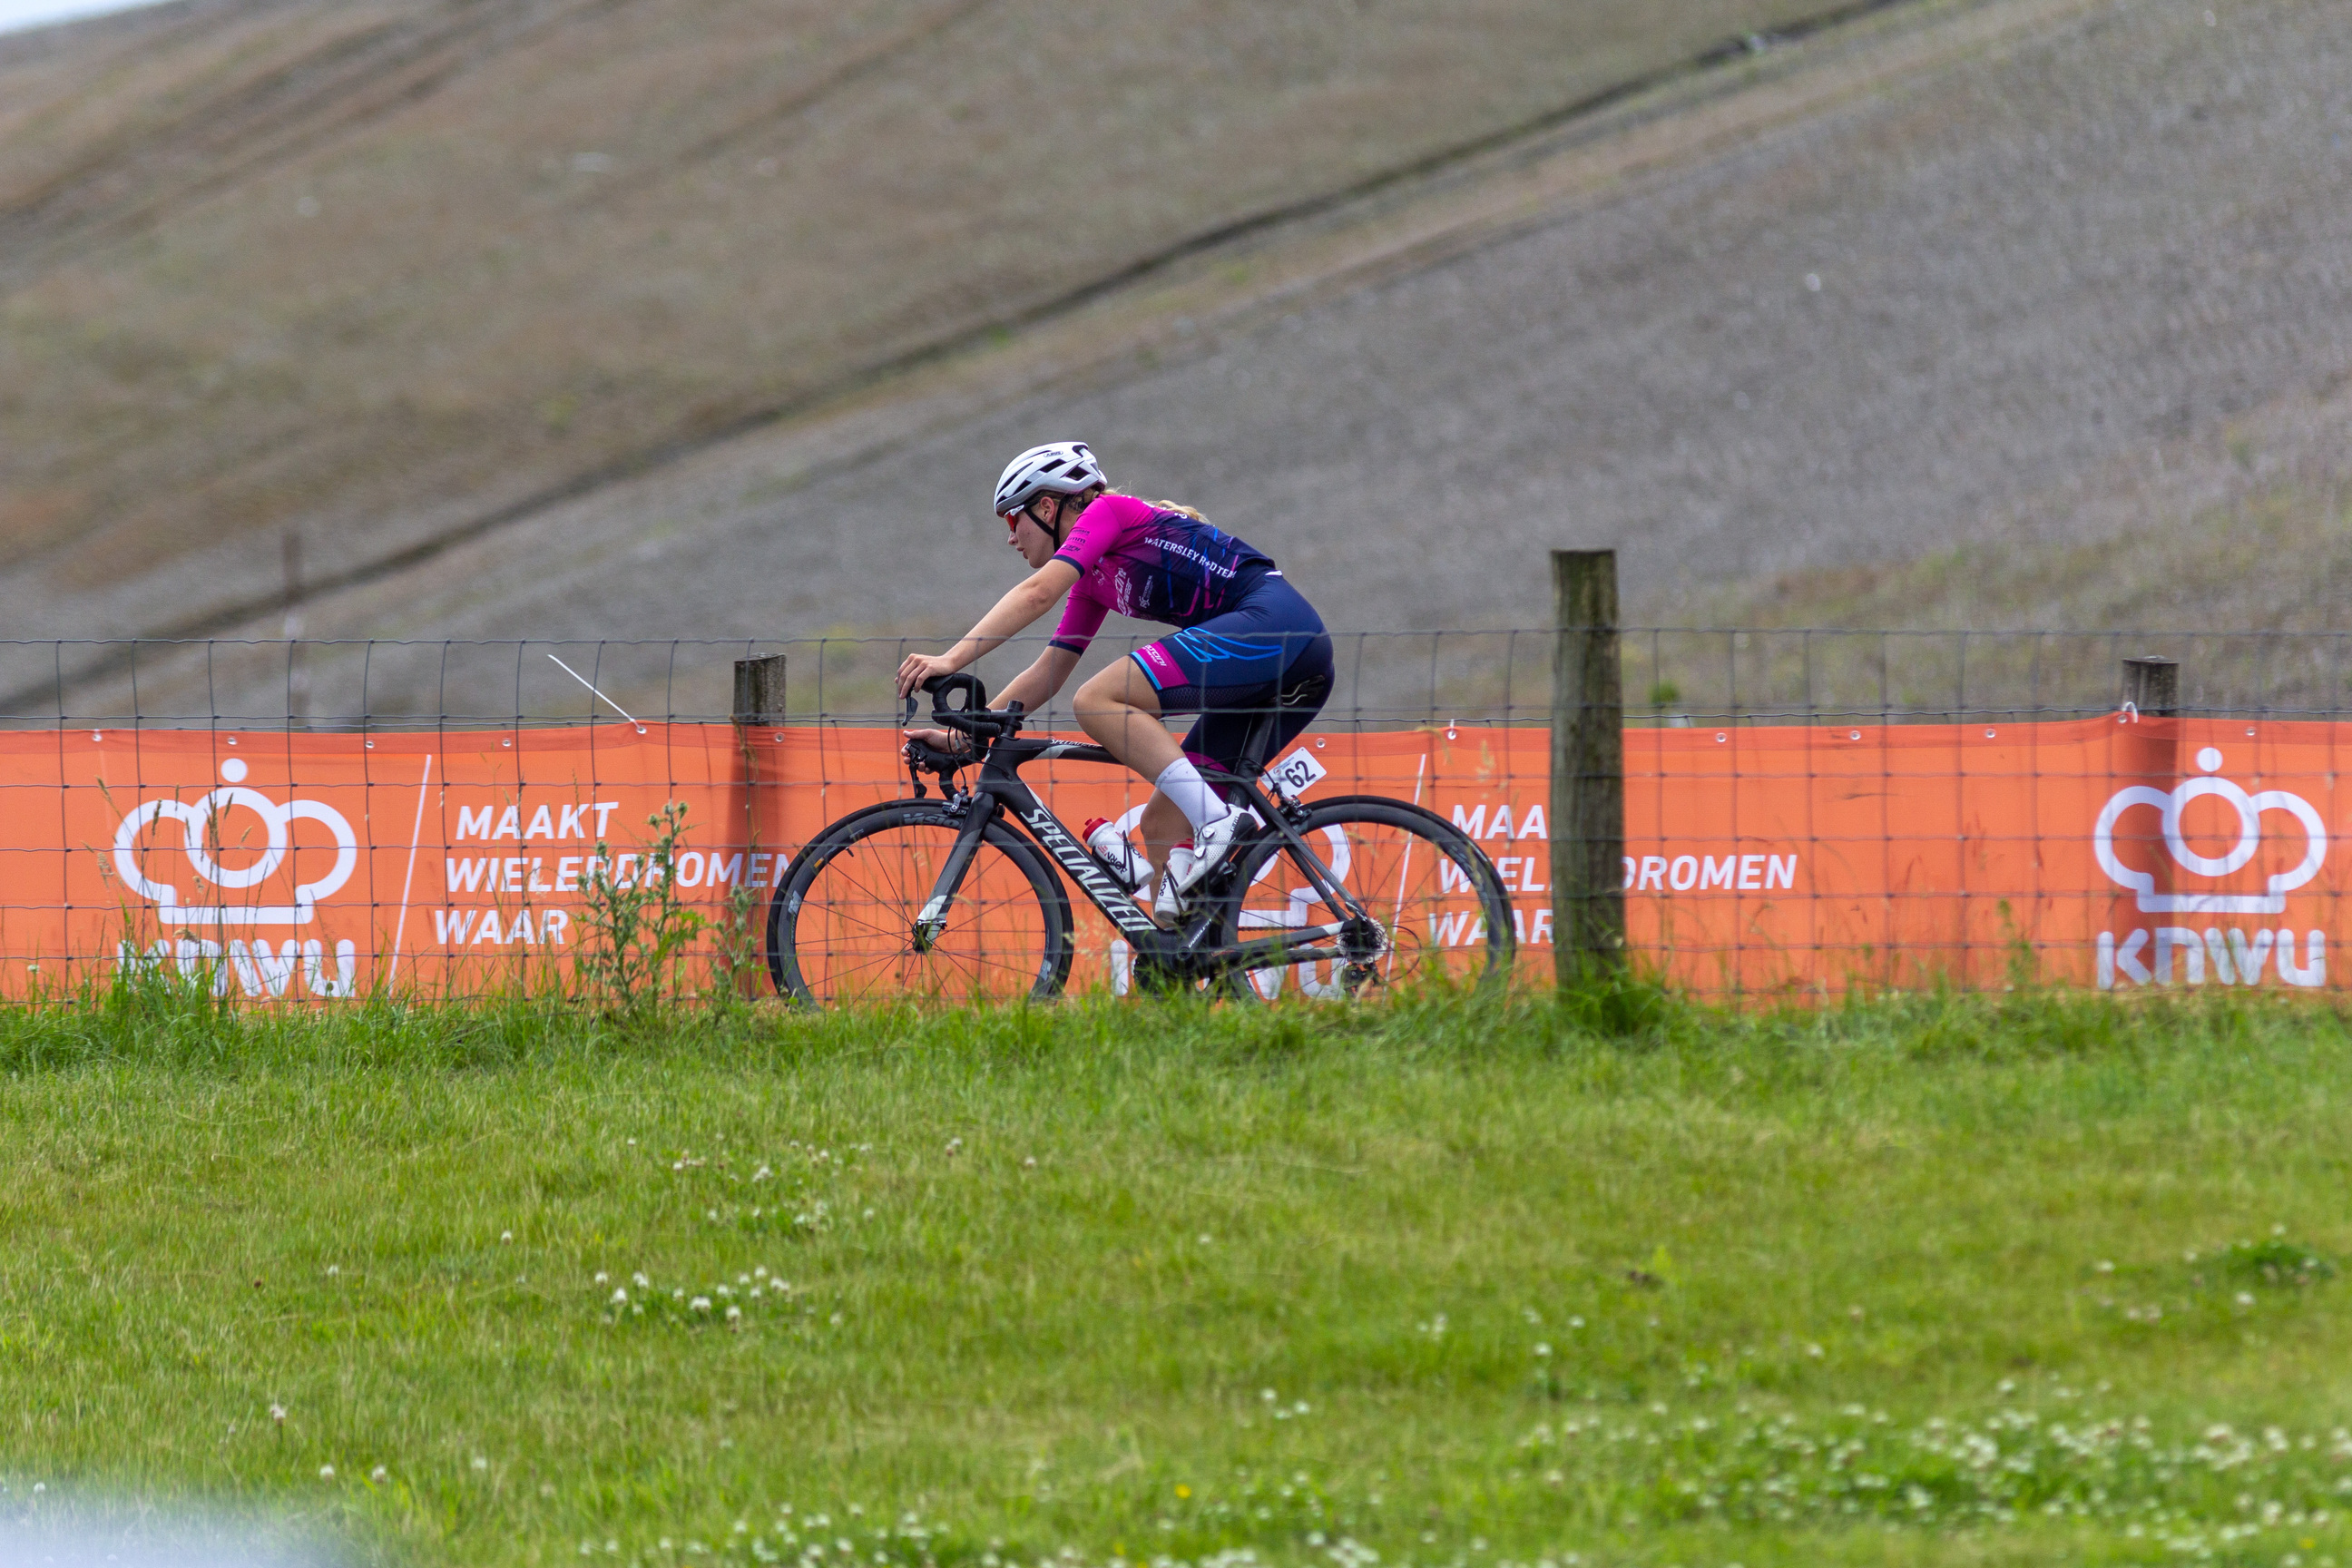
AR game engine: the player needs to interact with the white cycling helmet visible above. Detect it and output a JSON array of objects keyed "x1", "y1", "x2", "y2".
[{"x1": 994, "y1": 441, "x2": 1107, "y2": 517}]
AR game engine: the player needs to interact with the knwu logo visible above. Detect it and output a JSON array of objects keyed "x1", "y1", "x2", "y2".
[
  {"x1": 111, "y1": 759, "x2": 361, "y2": 997},
  {"x1": 2093, "y1": 747, "x2": 2327, "y2": 989}
]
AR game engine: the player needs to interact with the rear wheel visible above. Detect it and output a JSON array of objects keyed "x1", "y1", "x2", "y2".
[
  {"x1": 768, "y1": 804, "x2": 1073, "y2": 1004},
  {"x1": 1208, "y1": 797, "x2": 1515, "y2": 1001}
]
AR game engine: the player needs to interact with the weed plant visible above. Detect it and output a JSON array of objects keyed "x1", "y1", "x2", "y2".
[
  {"x1": 573, "y1": 803, "x2": 710, "y2": 1014},
  {"x1": 2, "y1": 980, "x2": 2350, "y2": 1568}
]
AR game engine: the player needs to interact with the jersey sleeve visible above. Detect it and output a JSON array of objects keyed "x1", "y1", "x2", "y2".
[
  {"x1": 1051, "y1": 493, "x2": 1152, "y2": 576},
  {"x1": 1049, "y1": 584, "x2": 1110, "y2": 655}
]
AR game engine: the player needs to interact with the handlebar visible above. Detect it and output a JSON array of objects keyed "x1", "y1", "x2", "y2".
[{"x1": 902, "y1": 673, "x2": 1024, "y2": 779}]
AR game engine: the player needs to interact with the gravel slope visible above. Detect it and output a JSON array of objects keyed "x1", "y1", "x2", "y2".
[{"x1": 17, "y1": 0, "x2": 2352, "y2": 721}]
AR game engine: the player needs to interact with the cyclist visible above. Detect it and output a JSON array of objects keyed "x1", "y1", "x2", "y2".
[{"x1": 897, "y1": 440, "x2": 1334, "y2": 920}]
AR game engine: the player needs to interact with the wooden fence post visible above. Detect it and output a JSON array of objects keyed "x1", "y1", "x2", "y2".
[
  {"x1": 728, "y1": 654, "x2": 788, "y2": 995},
  {"x1": 2122, "y1": 656, "x2": 2178, "y2": 718},
  {"x1": 2109, "y1": 654, "x2": 2180, "y2": 959},
  {"x1": 733, "y1": 654, "x2": 789, "y2": 729},
  {"x1": 1551, "y1": 550, "x2": 1624, "y2": 984}
]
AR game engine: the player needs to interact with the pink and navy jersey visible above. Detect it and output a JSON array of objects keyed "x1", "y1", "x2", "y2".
[{"x1": 1047, "y1": 494, "x2": 1277, "y2": 654}]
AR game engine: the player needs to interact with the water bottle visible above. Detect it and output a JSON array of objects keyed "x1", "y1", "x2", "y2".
[{"x1": 1083, "y1": 818, "x2": 1152, "y2": 891}]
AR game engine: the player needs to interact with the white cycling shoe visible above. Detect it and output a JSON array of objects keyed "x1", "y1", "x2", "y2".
[{"x1": 1152, "y1": 808, "x2": 1247, "y2": 922}]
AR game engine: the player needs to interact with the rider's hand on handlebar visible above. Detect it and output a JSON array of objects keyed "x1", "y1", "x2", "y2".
[
  {"x1": 896, "y1": 652, "x2": 960, "y2": 699},
  {"x1": 902, "y1": 726, "x2": 969, "y2": 760}
]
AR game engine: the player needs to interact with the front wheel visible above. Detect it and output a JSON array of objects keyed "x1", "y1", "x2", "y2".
[
  {"x1": 768, "y1": 803, "x2": 1073, "y2": 1004},
  {"x1": 1207, "y1": 796, "x2": 1515, "y2": 1001}
]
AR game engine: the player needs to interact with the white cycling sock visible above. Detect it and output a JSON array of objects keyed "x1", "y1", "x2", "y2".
[{"x1": 1154, "y1": 757, "x2": 1230, "y2": 836}]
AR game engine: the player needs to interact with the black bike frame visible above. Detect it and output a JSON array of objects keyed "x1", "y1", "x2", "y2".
[{"x1": 915, "y1": 735, "x2": 1376, "y2": 985}]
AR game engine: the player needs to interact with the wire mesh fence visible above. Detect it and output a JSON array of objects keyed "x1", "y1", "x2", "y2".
[
  {"x1": 0, "y1": 629, "x2": 2343, "y2": 1006},
  {"x1": 6, "y1": 628, "x2": 2351, "y2": 731}
]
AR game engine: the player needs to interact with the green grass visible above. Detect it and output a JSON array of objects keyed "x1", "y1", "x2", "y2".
[{"x1": 6, "y1": 982, "x2": 2352, "y2": 1567}]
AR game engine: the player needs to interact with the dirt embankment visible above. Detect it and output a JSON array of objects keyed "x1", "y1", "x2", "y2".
[
  {"x1": 5, "y1": 0, "x2": 2349, "y2": 726},
  {"x1": 0, "y1": 0, "x2": 1836, "y2": 641}
]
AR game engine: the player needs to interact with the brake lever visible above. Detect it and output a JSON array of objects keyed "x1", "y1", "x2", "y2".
[{"x1": 902, "y1": 692, "x2": 928, "y2": 799}]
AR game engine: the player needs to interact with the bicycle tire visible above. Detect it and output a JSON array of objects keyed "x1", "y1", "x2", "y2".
[
  {"x1": 1205, "y1": 796, "x2": 1515, "y2": 1001},
  {"x1": 768, "y1": 802, "x2": 1073, "y2": 1004}
]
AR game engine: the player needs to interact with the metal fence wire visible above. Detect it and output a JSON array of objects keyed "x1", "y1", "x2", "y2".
[{"x1": 4, "y1": 626, "x2": 2346, "y2": 1004}]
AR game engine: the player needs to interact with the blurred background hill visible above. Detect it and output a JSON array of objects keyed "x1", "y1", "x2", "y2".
[{"x1": 1, "y1": 0, "x2": 2347, "y2": 719}]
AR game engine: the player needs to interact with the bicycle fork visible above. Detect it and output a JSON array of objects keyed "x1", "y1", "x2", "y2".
[{"x1": 911, "y1": 797, "x2": 999, "y2": 953}]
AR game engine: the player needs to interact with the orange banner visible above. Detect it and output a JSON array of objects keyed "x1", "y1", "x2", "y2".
[{"x1": 19, "y1": 713, "x2": 2340, "y2": 1000}]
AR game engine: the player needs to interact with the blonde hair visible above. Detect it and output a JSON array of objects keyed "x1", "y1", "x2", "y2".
[
  {"x1": 1096, "y1": 487, "x2": 1205, "y2": 521},
  {"x1": 1066, "y1": 487, "x2": 1208, "y2": 523}
]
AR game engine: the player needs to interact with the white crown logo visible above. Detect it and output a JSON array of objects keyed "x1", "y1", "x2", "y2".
[
  {"x1": 2092, "y1": 747, "x2": 2327, "y2": 916},
  {"x1": 112, "y1": 760, "x2": 358, "y2": 926}
]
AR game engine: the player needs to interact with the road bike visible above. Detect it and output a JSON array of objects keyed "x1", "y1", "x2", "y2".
[{"x1": 765, "y1": 673, "x2": 1514, "y2": 1004}]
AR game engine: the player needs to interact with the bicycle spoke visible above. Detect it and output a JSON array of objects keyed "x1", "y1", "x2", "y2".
[
  {"x1": 1220, "y1": 806, "x2": 1511, "y2": 1000},
  {"x1": 780, "y1": 813, "x2": 1062, "y2": 1004}
]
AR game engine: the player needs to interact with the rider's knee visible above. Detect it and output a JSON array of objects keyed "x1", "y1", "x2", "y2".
[{"x1": 1073, "y1": 667, "x2": 1140, "y2": 718}]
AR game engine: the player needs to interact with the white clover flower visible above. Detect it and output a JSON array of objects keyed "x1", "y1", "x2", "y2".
[
  {"x1": 633, "y1": 1272, "x2": 650, "y2": 1288},
  {"x1": 370, "y1": 1465, "x2": 388, "y2": 1484},
  {"x1": 326, "y1": 1265, "x2": 339, "y2": 1278},
  {"x1": 270, "y1": 1404, "x2": 287, "y2": 1424},
  {"x1": 691, "y1": 1297, "x2": 713, "y2": 1312},
  {"x1": 754, "y1": 1267, "x2": 769, "y2": 1279},
  {"x1": 472, "y1": 1456, "x2": 489, "y2": 1472},
  {"x1": 594, "y1": 1271, "x2": 609, "y2": 1285},
  {"x1": 500, "y1": 1230, "x2": 513, "y2": 1243},
  {"x1": 728, "y1": 1305, "x2": 743, "y2": 1322},
  {"x1": 319, "y1": 1465, "x2": 335, "y2": 1480},
  {"x1": 1534, "y1": 1343, "x2": 1553, "y2": 1357},
  {"x1": 612, "y1": 1289, "x2": 629, "y2": 1305}
]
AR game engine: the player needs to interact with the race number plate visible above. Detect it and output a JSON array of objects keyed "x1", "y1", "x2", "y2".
[{"x1": 1265, "y1": 744, "x2": 1328, "y2": 799}]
